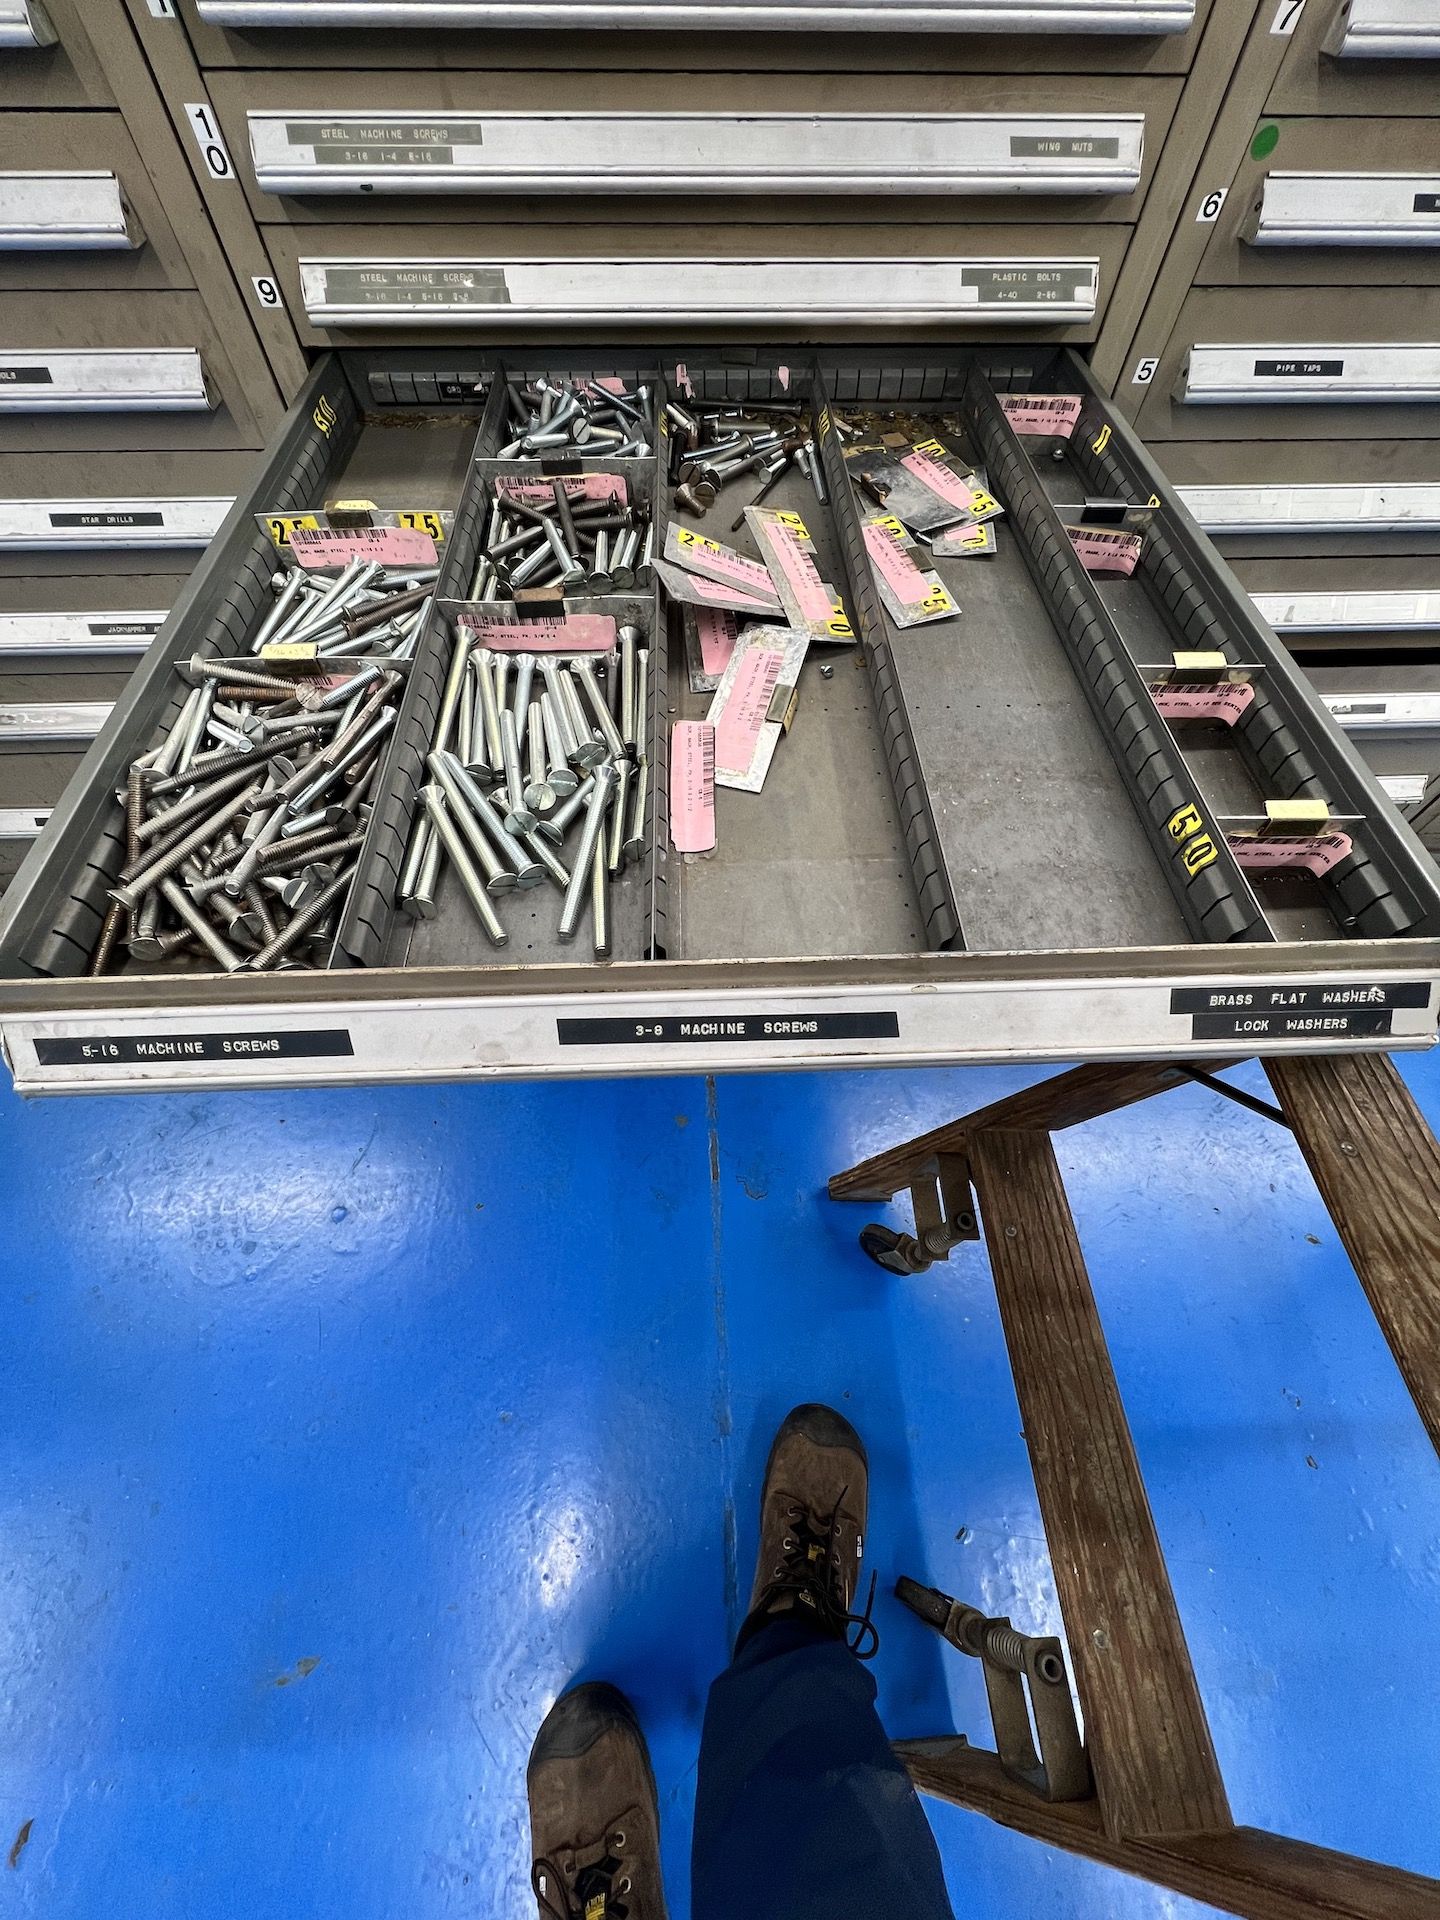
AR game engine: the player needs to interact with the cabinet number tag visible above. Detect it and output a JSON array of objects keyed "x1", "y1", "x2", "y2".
[{"x1": 185, "y1": 102, "x2": 235, "y2": 182}]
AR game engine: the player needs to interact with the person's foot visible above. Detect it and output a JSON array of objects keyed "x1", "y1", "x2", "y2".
[
  {"x1": 527, "y1": 1682, "x2": 668, "y2": 1919},
  {"x1": 742, "y1": 1403, "x2": 878, "y2": 1657}
]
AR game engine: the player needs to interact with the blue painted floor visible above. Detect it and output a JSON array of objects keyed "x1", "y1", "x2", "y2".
[{"x1": 1, "y1": 1055, "x2": 1438, "y2": 1917}]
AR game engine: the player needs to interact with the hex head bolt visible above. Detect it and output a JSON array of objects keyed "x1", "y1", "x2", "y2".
[
  {"x1": 571, "y1": 657, "x2": 627, "y2": 763},
  {"x1": 557, "y1": 762, "x2": 617, "y2": 944},
  {"x1": 428, "y1": 752, "x2": 517, "y2": 893},
  {"x1": 420, "y1": 787, "x2": 508, "y2": 948},
  {"x1": 499, "y1": 708, "x2": 537, "y2": 835}
]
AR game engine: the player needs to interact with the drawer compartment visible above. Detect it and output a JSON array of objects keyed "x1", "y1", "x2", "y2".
[
  {"x1": 2, "y1": 344, "x2": 1437, "y2": 1091},
  {"x1": 0, "y1": 169, "x2": 135, "y2": 249},
  {"x1": 1178, "y1": 342, "x2": 1440, "y2": 406},
  {"x1": 1160, "y1": 439, "x2": 1440, "y2": 555},
  {"x1": 0, "y1": 348, "x2": 214, "y2": 413}
]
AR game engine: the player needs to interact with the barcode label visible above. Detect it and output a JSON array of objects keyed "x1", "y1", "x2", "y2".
[{"x1": 671, "y1": 720, "x2": 716, "y2": 854}]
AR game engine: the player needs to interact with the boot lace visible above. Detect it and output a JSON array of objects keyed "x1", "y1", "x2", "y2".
[
  {"x1": 756, "y1": 1487, "x2": 879, "y2": 1660},
  {"x1": 531, "y1": 1835, "x2": 634, "y2": 1920}
]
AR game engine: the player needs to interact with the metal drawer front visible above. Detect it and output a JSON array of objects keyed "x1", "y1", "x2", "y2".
[
  {"x1": 0, "y1": 610, "x2": 166, "y2": 659},
  {"x1": 300, "y1": 256, "x2": 1101, "y2": 326},
  {"x1": 0, "y1": 808, "x2": 48, "y2": 840},
  {"x1": 0, "y1": 703, "x2": 110, "y2": 746},
  {"x1": 1324, "y1": 0, "x2": 1440, "y2": 56},
  {"x1": 250, "y1": 110, "x2": 1145, "y2": 198},
  {"x1": 1252, "y1": 589, "x2": 1440, "y2": 632},
  {"x1": 0, "y1": 349, "x2": 214, "y2": 413},
  {"x1": 197, "y1": 0, "x2": 1195, "y2": 32},
  {"x1": 0, "y1": 2, "x2": 53, "y2": 48},
  {"x1": 1246, "y1": 172, "x2": 1440, "y2": 248},
  {"x1": 0, "y1": 171, "x2": 136, "y2": 250},
  {"x1": 1326, "y1": 694, "x2": 1440, "y2": 732},
  {"x1": 0, "y1": 497, "x2": 232, "y2": 550},
  {"x1": 1181, "y1": 343, "x2": 1440, "y2": 406},
  {"x1": 1178, "y1": 483, "x2": 1440, "y2": 533}
]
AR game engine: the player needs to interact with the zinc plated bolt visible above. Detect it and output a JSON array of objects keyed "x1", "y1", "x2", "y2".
[
  {"x1": 440, "y1": 752, "x2": 544, "y2": 888},
  {"x1": 523, "y1": 700, "x2": 554, "y2": 813},
  {"x1": 428, "y1": 753, "x2": 517, "y2": 894},
  {"x1": 114, "y1": 778, "x2": 260, "y2": 914},
  {"x1": 590, "y1": 833, "x2": 611, "y2": 960},
  {"x1": 557, "y1": 763, "x2": 616, "y2": 944},
  {"x1": 421, "y1": 786, "x2": 508, "y2": 947},
  {"x1": 500, "y1": 709, "x2": 536, "y2": 835},
  {"x1": 571, "y1": 657, "x2": 626, "y2": 762},
  {"x1": 541, "y1": 695, "x2": 580, "y2": 798},
  {"x1": 512, "y1": 653, "x2": 537, "y2": 748}
]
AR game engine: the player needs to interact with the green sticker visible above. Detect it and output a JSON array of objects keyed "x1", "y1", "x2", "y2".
[{"x1": 1251, "y1": 123, "x2": 1280, "y2": 161}]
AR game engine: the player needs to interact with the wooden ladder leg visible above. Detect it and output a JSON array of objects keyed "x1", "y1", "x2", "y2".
[{"x1": 1266, "y1": 1053, "x2": 1440, "y2": 1458}]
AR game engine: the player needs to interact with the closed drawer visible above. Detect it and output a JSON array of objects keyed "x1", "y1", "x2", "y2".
[
  {"x1": 0, "y1": 113, "x2": 201, "y2": 291},
  {"x1": 176, "y1": 0, "x2": 1216, "y2": 75},
  {"x1": 0, "y1": 290, "x2": 273, "y2": 452},
  {"x1": 1196, "y1": 117, "x2": 1440, "y2": 286},
  {"x1": 1134, "y1": 285, "x2": 1440, "y2": 439},
  {"x1": 0, "y1": 449, "x2": 250, "y2": 579},
  {"x1": 1158, "y1": 438, "x2": 1440, "y2": 555},
  {"x1": 207, "y1": 68, "x2": 1175, "y2": 226},
  {"x1": 0, "y1": 0, "x2": 113, "y2": 107},
  {"x1": 1267, "y1": 0, "x2": 1440, "y2": 113},
  {"x1": 262, "y1": 220, "x2": 1128, "y2": 345}
]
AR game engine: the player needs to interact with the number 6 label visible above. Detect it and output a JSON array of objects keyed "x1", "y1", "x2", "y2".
[{"x1": 1196, "y1": 187, "x2": 1228, "y2": 223}]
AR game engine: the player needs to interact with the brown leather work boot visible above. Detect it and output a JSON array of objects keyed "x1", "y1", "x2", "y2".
[
  {"x1": 527, "y1": 1683, "x2": 668, "y2": 1919},
  {"x1": 740, "y1": 1403, "x2": 878, "y2": 1657}
]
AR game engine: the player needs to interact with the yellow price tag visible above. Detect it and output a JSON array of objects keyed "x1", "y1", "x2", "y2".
[
  {"x1": 918, "y1": 585, "x2": 956, "y2": 617},
  {"x1": 969, "y1": 489, "x2": 999, "y2": 516},
  {"x1": 876, "y1": 515, "x2": 907, "y2": 540},
  {"x1": 677, "y1": 528, "x2": 720, "y2": 554},
  {"x1": 827, "y1": 602, "x2": 854, "y2": 639},
  {"x1": 775, "y1": 509, "x2": 810, "y2": 540},
  {"x1": 913, "y1": 437, "x2": 948, "y2": 457},
  {"x1": 265, "y1": 514, "x2": 320, "y2": 547},
  {"x1": 397, "y1": 510, "x2": 445, "y2": 542}
]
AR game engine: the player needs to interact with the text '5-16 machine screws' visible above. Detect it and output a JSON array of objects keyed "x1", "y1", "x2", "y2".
[
  {"x1": 398, "y1": 617, "x2": 649, "y2": 962},
  {"x1": 86, "y1": 555, "x2": 440, "y2": 977}
]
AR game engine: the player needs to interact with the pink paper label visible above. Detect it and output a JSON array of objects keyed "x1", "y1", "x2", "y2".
[
  {"x1": 457, "y1": 613, "x2": 617, "y2": 654},
  {"x1": 715, "y1": 648, "x2": 782, "y2": 775},
  {"x1": 1067, "y1": 527, "x2": 1143, "y2": 575},
  {"x1": 1228, "y1": 832, "x2": 1354, "y2": 877},
  {"x1": 667, "y1": 525, "x2": 778, "y2": 601},
  {"x1": 764, "y1": 523, "x2": 831, "y2": 622},
  {"x1": 999, "y1": 395, "x2": 1084, "y2": 437},
  {"x1": 696, "y1": 608, "x2": 740, "y2": 678},
  {"x1": 289, "y1": 525, "x2": 437, "y2": 569},
  {"x1": 1151, "y1": 682, "x2": 1256, "y2": 726},
  {"x1": 670, "y1": 721, "x2": 716, "y2": 854},
  {"x1": 863, "y1": 519, "x2": 930, "y2": 606},
  {"x1": 900, "y1": 446, "x2": 978, "y2": 513},
  {"x1": 654, "y1": 559, "x2": 777, "y2": 615},
  {"x1": 673, "y1": 363, "x2": 694, "y2": 398},
  {"x1": 498, "y1": 474, "x2": 629, "y2": 508},
  {"x1": 777, "y1": 365, "x2": 791, "y2": 391},
  {"x1": 595, "y1": 376, "x2": 626, "y2": 394}
]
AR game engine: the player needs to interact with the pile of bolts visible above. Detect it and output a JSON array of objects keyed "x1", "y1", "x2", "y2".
[
  {"x1": 468, "y1": 477, "x2": 654, "y2": 600},
  {"x1": 664, "y1": 397, "x2": 828, "y2": 521},
  {"x1": 495, "y1": 375, "x2": 655, "y2": 459},
  {"x1": 399, "y1": 625, "x2": 649, "y2": 960},
  {"x1": 89, "y1": 557, "x2": 435, "y2": 976}
]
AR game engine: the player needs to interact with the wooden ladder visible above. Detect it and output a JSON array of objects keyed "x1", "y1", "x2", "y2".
[{"x1": 829, "y1": 1053, "x2": 1440, "y2": 1920}]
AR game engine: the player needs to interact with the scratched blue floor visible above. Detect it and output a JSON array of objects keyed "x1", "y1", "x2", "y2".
[{"x1": 1, "y1": 1057, "x2": 1438, "y2": 1917}]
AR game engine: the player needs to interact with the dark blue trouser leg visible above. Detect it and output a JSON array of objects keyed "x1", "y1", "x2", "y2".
[{"x1": 691, "y1": 1619, "x2": 957, "y2": 1920}]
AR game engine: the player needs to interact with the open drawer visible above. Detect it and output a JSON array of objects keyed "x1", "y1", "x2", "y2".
[{"x1": 1, "y1": 342, "x2": 1437, "y2": 1093}]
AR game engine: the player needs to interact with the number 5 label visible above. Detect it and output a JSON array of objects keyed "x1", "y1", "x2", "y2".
[{"x1": 1131, "y1": 357, "x2": 1160, "y2": 386}]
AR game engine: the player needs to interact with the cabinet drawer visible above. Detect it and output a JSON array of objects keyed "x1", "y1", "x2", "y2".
[
  {"x1": 1160, "y1": 438, "x2": 1440, "y2": 554},
  {"x1": 2, "y1": 344, "x2": 1438, "y2": 1095},
  {"x1": 1196, "y1": 118, "x2": 1440, "y2": 285},
  {"x1": 1134, "y1": 285, "x2": 1440, "y2": 439},
  {"x1": 262, "y1": 221, "x2": 1127, "y2": 345},
  {"x1": 0, "y1": 114, "x2": 202, "y2": 290},
  {"x1": 0, "y1": 449, "x2": 248, "y2": 579},
  {"x1": 0, "y1": 290, "x2": 271, "y2": 452},
  {"x1": 176, "y1": 0, "x2": 1216, "y2": 75},
  {"x1": 207, "y1": 69, "x2": 1175, "y2": 225},
  {"x1": 0, "y1": 0, "x2": 113, "y2": 107},
  {"x1": 1267, "y1": 0, "x2": 1440, "y2": 112}
]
